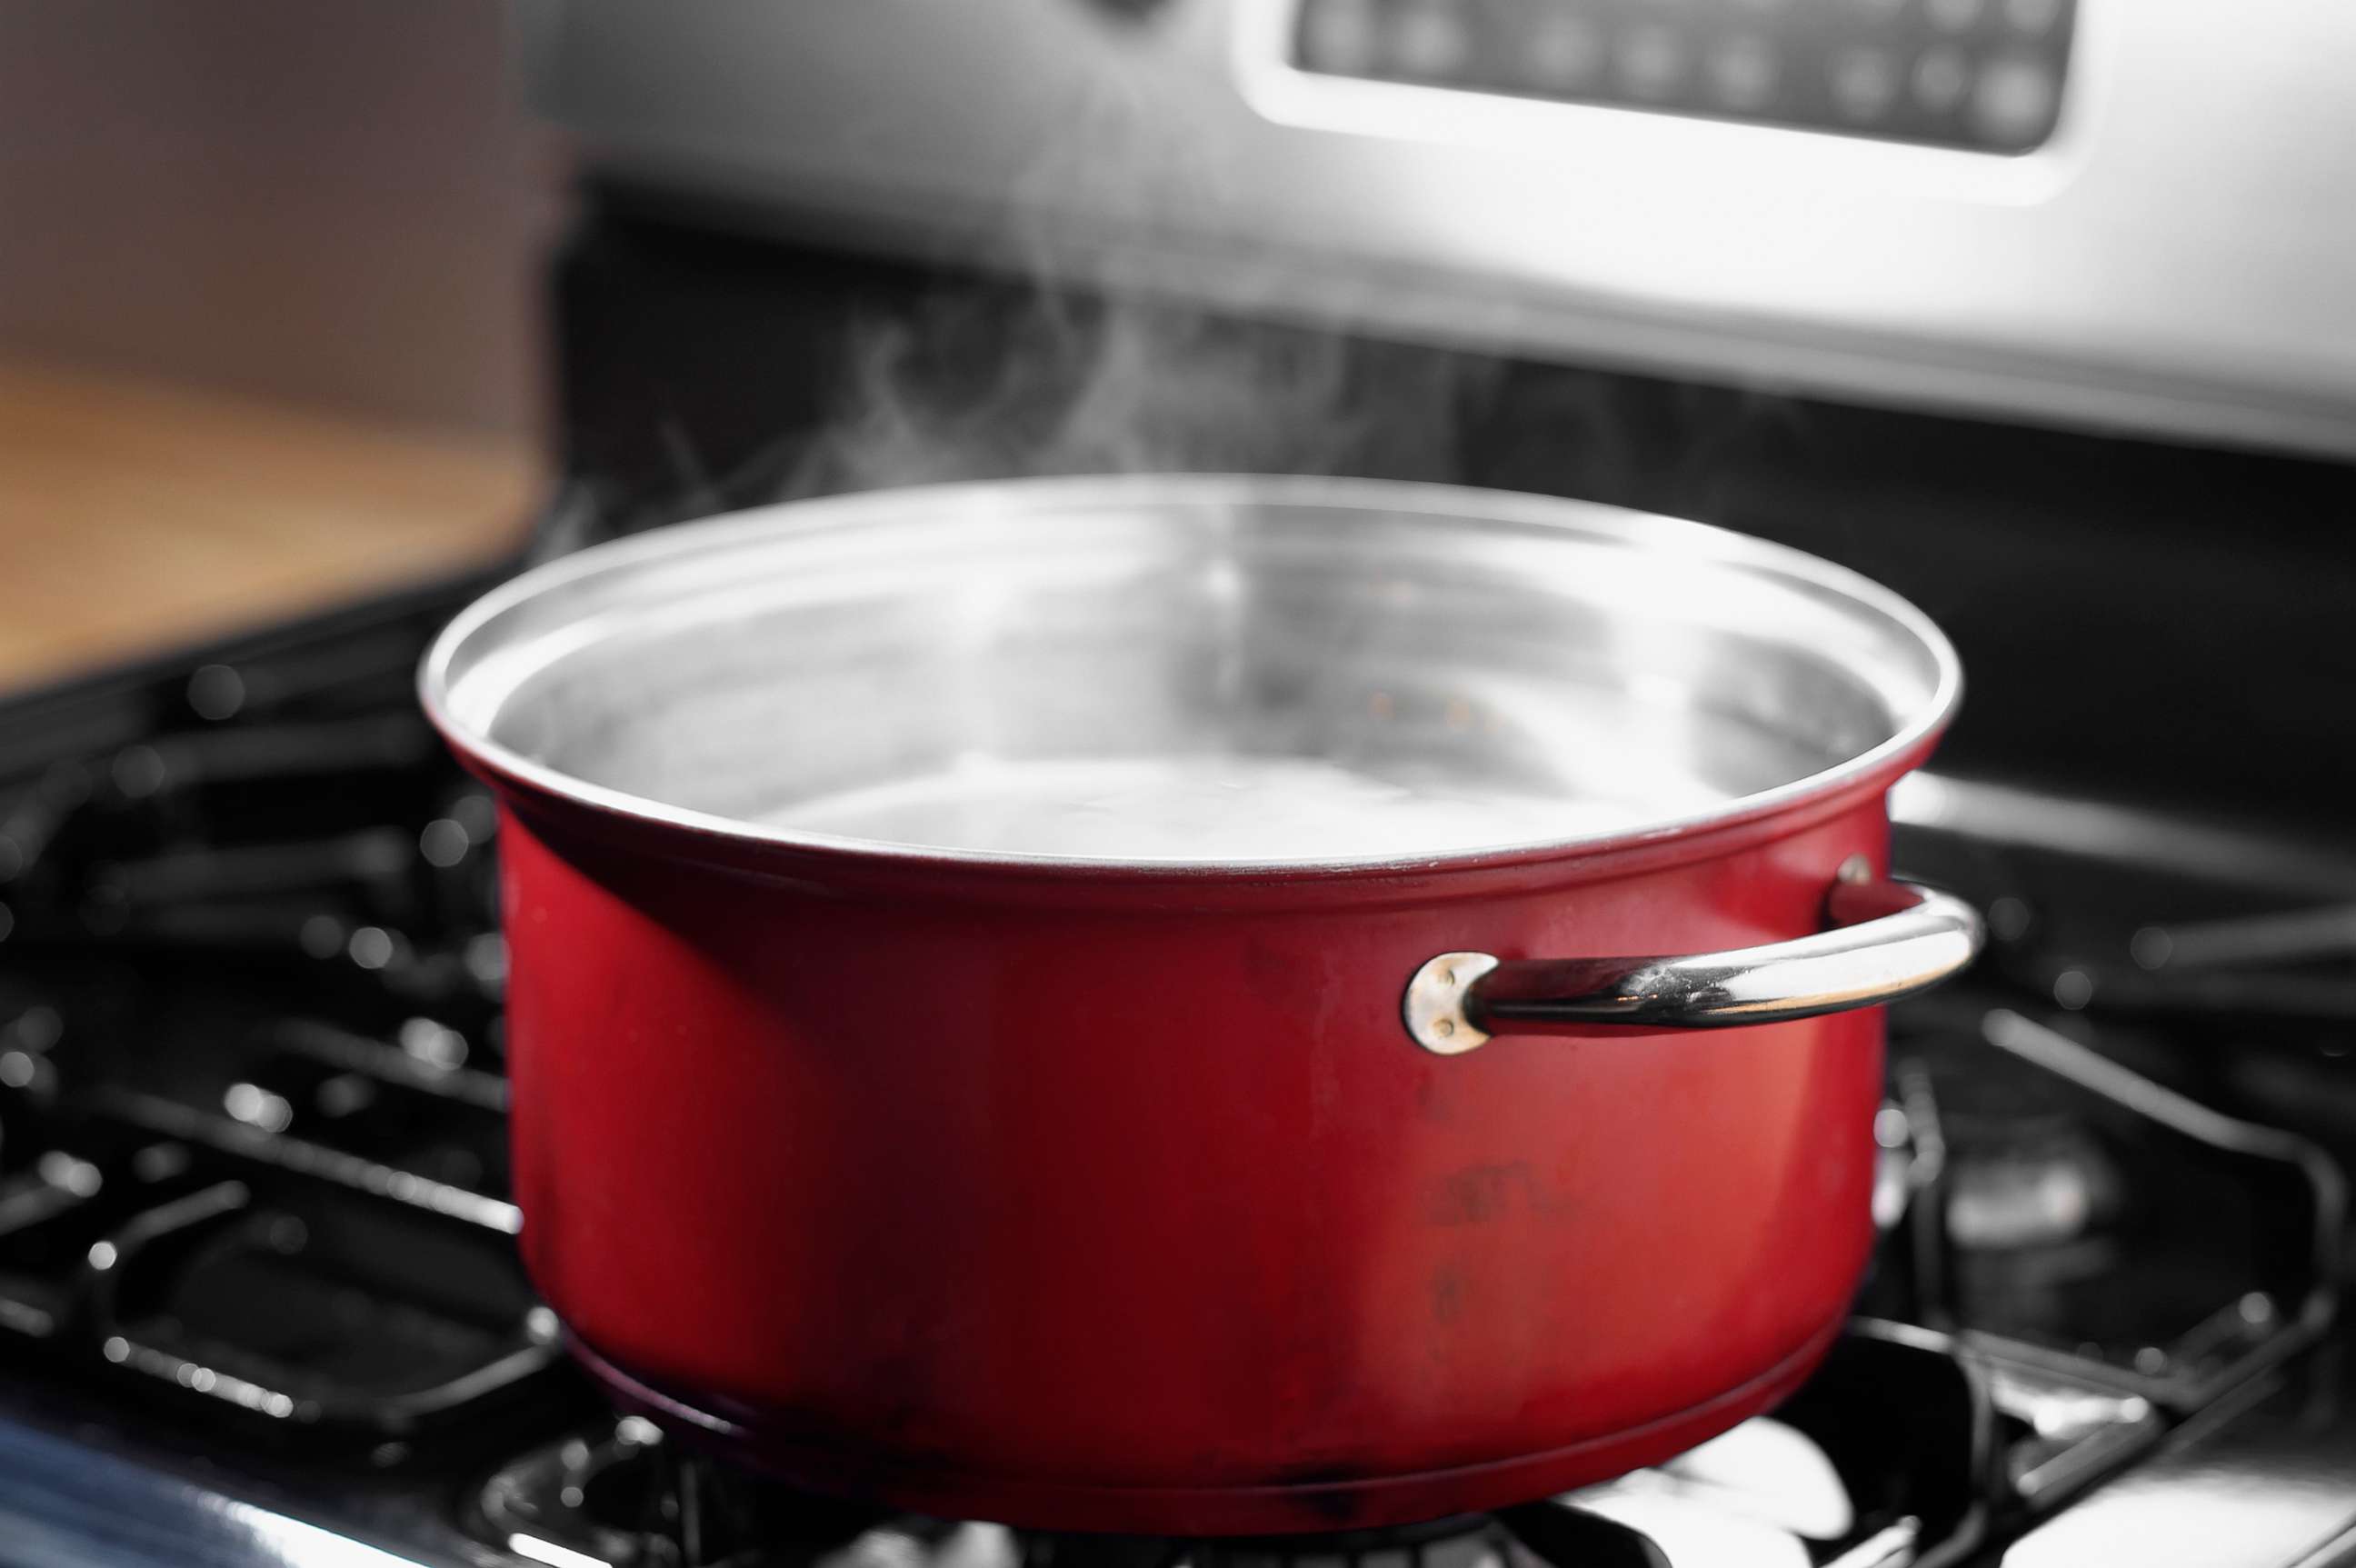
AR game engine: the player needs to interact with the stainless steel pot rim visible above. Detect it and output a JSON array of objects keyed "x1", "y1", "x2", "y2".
[{"x1": 418, "y1": 474, "x2": 1963, "y2": 876}]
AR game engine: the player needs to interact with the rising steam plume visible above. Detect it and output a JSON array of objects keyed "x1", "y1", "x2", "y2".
[
  {"x1": 782, "y1": 42, "x2": 1502, "y2": 500},
  {"x1": 786, "y1": 285, "x2": 1501, "y2": 498}
]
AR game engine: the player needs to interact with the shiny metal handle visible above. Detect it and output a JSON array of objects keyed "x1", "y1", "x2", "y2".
[{"x1": 1403, "y1": 859, "x2": 1983, "y2": 1054}]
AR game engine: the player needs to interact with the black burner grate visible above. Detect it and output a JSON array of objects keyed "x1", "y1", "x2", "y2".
[{"x1": 0, "y1": 574, "x2": 2349, "y2": 1567}]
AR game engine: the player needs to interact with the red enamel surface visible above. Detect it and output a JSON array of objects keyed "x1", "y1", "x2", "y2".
[{"x1": 471, "y1": 741, "x2": 1932, "y2": 1534}]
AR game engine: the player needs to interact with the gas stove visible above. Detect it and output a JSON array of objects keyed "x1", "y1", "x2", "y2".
[
  {"x1": 0, "y1": 550, "x2": 2351, "y2": 1568},
  {"x1": 15, "y1": 0, "x2": 2356, "y2": 1532}
]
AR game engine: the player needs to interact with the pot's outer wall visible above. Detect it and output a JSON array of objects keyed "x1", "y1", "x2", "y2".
[{"x1": 488, "y1": 760, "x2": 1913, "y2": 1533}]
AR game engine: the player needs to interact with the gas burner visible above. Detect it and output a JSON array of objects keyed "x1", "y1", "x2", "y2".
[
  {"x1": 475, "y1": 1328, "x2": 1989, "y2": 1568},
  {"x1": 1187, "y1": 1515, "x2": 1503, "y2": 1568},
  {"x1": 1872, "y1": 1006, "x2": 2340, "y2": 1413},
  {"x1": 1028, "y1": 1515, "x2": 1508, "y2": 1568},
  {"x1": 481, "y1": 1418, "x2": 888, "y2": 1568}
]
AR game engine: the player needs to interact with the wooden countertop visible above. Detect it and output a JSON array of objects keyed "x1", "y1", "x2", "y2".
[{"x1": 0, "y1": 362, "x2": 539, "y2": 695}]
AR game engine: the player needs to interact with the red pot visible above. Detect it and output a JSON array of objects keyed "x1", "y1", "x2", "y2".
[{"x1": 422, "y1": 476, "x2": 1976, "y2": 1534}]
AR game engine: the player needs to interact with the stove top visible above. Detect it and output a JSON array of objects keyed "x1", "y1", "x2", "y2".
[{"x1": 1, "y1": 570, "x2": 2352, "y2": 1568}]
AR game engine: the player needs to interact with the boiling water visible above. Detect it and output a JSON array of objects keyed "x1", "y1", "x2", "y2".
[{"x1": 772, "y1": 755, "x2": 1682, "y2": 861}]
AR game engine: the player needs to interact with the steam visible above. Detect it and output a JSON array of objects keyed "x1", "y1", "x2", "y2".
[
  {"x1": 776, "y1": 36, "x2": 1509, "y2": 499},
  {"x1": 785, "y1": 280, "x2": 1499, "y2": 497}
]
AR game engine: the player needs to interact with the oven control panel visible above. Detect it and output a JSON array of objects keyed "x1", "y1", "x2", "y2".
[{"x1": 1290, "y1": 0, "x2": 2075, "y2": 153}]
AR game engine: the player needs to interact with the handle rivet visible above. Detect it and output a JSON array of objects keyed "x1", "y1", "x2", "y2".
[{"x1": 1403, "y1": 951, "x2": 1501, "y2": 1054}]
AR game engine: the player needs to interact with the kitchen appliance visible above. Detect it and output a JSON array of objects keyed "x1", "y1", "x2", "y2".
[
  {"x1": 0, "y1": 591, "x2": 2347, "y2": 1568},
  {"x1": 516, "y1": 0, "x2": 2356, "y2": 458},
  {"x1": 6, "y1": 0, "x2": 2356, "y2": 1562},
  {"x1": 421, "y1": 475, "x2": 1978, "y2": 1531}
]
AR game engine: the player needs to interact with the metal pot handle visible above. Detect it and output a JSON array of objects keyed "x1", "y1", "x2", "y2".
[{"x1": 1403, "y1": 856, "x2": 1983, "y2": 1054}]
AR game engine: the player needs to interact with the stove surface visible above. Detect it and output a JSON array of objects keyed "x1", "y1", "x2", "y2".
[{"x1": 0, "y1": 574, "x2": 2351, "y2": 1568}]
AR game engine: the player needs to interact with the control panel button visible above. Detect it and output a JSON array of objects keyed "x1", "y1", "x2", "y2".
[
  {"x1": 1298, "y1": 0, "x2": 1382, "y2": 75},
  {"x1": 1971, "y1": 52, "x2": 2060, "y2": 144},
  {"x1": 1616, "y1": 25, "x2": 1690, "y2": 100},
  {"x1": 1912, "y1": 45, "x2": 1971, "y2": 113},
  {"x1": 1830, "y1": 45, "x2": 1902, "y2": 120},
  {"x1": 1389, "y1": 0, "x2": 1472, "y2": 78},
  {"x1": 2004, "y1": 0, "x2": 2066, "y2": 33},
  {"x1": 1926, "y1": 0, "x2": 1987, "y2": 31},
  {"x1": 1706, "y1": 34, "x2": 1781, "y2": 110},
  {"x1": 1523, "y1": 10, "x2": 1605, "y2": 91}
]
